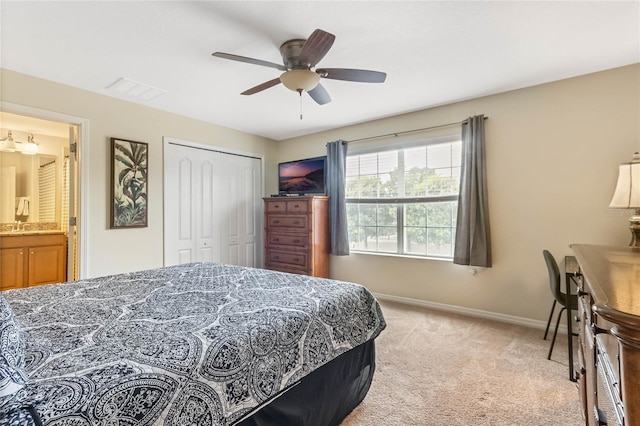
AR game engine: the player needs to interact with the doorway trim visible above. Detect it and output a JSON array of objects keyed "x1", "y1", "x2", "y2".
[{"x1": 1, "y1": 101, "x2": 90, "y2": 279}]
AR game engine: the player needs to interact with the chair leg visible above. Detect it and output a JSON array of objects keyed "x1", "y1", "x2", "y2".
[
  {"x1": 547, "y1": 306, "x2": 566, "y2": 360},
  {"x1": 543, "y1": 300, "x2": 557, "y2": 340}
]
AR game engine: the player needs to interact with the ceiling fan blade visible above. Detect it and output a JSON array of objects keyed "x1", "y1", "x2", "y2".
[
  {"x1": 298, "y1": 29, "x2": 335, "y2": 67},
  {"x1": 241, "y1": 78, "x2": 282, "y2": 95},
  {"x1": 213, "y1": 52, "x2": 286, "y2": 71},
  {"x1": 308, "y1": 83, "x2": 331, "y2": 105},
  {"x1": 317, "y1": 68, "x2": 386, "y2": 83}
]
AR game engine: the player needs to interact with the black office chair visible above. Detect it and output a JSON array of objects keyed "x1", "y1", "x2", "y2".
[{"x1": 542, "y1": 250, "x2": 579, "y2": 360}]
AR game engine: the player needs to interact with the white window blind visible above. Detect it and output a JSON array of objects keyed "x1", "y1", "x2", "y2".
[
  {"x1": 38, "y1": 160, "x2": 56, "y2": 222},
  {"x1": 62, "y1": 156, "x2": 69, "y2": 232}
]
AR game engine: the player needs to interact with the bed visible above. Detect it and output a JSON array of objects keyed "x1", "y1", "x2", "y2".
[{"x1": 0, "y1": 262, "x2": 385, "y2": 426}]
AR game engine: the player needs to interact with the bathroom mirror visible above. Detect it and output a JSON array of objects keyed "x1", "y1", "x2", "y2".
[{"x1": 0, "y1": 151, "x2": 58, "y2": 225}]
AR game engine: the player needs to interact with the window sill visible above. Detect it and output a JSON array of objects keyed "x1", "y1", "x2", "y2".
[{"x1": 347, "y1": 250, "x2": 453, "y2": 262}]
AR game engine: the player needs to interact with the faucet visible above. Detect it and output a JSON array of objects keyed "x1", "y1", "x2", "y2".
[{"x1": 11, "y1": 221, "x2": 27, "y2": 232}]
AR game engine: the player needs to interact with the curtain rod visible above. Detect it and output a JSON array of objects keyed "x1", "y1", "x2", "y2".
[{"x1": 346, "y1": 116, "x2": 488, "y2": 144}]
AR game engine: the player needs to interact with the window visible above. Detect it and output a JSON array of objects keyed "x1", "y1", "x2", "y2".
[{"x1": 346, "y1": 137, "x2": 462, "y2": 259}]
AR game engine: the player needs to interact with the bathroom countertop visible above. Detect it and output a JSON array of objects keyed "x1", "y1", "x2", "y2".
[{"x1": 0, "y1": 230, "x2": 66, "y2": 237}]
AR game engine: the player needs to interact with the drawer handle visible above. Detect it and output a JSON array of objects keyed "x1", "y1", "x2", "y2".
[
  {"x1": 294, "y1": 258, "x2": 300, "y2": 262},
  {"x1": 274, "y1": 220, "x2": 280, "y2": 224},
  {"x1": 293, "y1": 239, "x2": 300, "y2": 243},
  {"x1": 293, "y1": 221, "x2": 300, "y2": 225},
  {"x1": 293, "y1": 204, "x2": 299, "y2": 208},
  {"x1": 273, "y1": 238, "x2": 280, "y2": 242},
  {"x1": 592, "y1": 324, "x2": 609, "y2": 335}
]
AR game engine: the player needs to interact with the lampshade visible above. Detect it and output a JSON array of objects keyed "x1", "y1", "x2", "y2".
[
  {"x1": 280, "y1": 69, "x2": 320, "y2": 92},
  {"x1": 610, "y1": 152, "x2": 640, "y2": 248},
  {"x1": 609, "y1": 152, "x2": 640, "y2": 208}
]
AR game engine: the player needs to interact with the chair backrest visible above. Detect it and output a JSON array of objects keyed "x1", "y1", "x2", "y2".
[{"x1": 543, "y1": 250, "x2": 567, "y2": 307}]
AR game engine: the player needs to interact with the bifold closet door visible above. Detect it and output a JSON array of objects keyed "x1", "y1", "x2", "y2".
[{"x1": 164, "y1": 140, "x2": 262, "y2": 268}]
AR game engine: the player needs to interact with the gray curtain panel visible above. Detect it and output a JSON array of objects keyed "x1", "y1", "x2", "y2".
[
  {"x1": 326, "y1": 140, "x2": 350, "y2": 256},
  {"x1": 454, "y1": 115, "x2": 492, "y2": 267}
]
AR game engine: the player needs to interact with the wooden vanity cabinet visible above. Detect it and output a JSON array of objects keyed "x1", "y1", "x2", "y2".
[
  {"x1": 263, "y1": 196, "x2": 329, "y2": 277},
  {"x1": 0, "y1": 233, "x2": 67, "y2": 290},
  {"x1": 1, "y1": 247, "x2": 25, "y2": 291}
]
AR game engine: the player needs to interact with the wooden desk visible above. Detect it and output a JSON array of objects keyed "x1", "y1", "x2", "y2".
[{"x1": 571, "y1": 244, "x2": 640, "y2": 426}]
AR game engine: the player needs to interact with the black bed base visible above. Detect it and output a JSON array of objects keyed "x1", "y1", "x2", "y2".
[{"x1": 236, "y1": 340, "x2": 376, "y2": 426}]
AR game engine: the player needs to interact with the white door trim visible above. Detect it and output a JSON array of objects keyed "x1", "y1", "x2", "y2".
[{"x1": 1, "y1": 101, "x2": 90, "y2": 279}]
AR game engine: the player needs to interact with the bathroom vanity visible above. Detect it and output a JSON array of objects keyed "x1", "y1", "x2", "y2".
[{"x1": 0, "y1": 231, "x2": 66, "y2": 291}]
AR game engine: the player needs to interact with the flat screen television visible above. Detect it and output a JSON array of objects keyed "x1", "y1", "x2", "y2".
[{"x1": 278, "y1": 156, "x2": 326, "y2": 195}]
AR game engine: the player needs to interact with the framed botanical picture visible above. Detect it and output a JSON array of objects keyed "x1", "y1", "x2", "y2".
[{"x1": 110, "y1": 137, "x2": 148, "y2": 228}]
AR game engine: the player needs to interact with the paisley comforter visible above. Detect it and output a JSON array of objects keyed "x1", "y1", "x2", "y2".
[{"x1": 1, "y1": 263, "x2": 385, "y2": 425}]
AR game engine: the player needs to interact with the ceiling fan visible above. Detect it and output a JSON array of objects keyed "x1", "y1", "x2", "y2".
[{"x1": 212, "y1": 29, "x2": 386, "y2": 106}]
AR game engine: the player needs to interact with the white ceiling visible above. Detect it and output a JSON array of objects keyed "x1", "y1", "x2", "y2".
[{"x1": 1, "y1": 1, "x2": 638, "y2": 141}]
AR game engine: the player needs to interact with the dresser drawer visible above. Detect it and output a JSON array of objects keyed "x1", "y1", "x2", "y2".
[
  {"x1": 286, "y1": 200, "x2": 309, "y2": 213},
  {"x1": 267, "y1": 250, "x2": 308, "y2": 268},
  {"x1": 267, "y1": 215, "x2": 308, "y2": 230},
  {"x1": 265, "y1": 200, "x2": 288, "y2": 213},
  {"x1": 267, "y1": 233, "x2": 309, "y2": 248},
  {"x1": 265, "y1": 199, "x2": 310, "y2": 213}
]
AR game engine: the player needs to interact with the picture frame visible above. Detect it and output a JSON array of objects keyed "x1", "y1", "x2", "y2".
[{"x1": 110, "y1": 137, "x2": 148, "y2": 228}]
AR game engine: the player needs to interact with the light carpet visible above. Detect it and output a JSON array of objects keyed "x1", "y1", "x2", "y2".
[{"x1": 341, "y1": 300, "x2": 582, "y2": 425}]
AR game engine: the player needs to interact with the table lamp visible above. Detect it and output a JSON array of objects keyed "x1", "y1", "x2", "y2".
[{"x1": 609, "y1": 152, "x2": 640, "y2": 248}]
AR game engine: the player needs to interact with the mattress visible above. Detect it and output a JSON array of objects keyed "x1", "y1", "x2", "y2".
[{"x1": 0, "y1": 263, "x2": 385, "y2": 425}]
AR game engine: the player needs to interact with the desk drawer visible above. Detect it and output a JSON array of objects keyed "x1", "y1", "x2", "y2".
[
  {"x1": 578, "y1": 295, "x2": 591, "y2": 329},
  {"x1": 267, "y1": 215, "x2": 308, "y2": 230}
]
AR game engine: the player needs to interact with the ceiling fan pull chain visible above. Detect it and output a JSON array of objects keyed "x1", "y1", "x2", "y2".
[{"x1": 298, "y1": 89, "x2": 304, "y2": 120}]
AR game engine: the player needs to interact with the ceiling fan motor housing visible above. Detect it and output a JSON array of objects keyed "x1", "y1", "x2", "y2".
[{"x1": 280, "y1": 39, "x2": 308, "y2": 69}]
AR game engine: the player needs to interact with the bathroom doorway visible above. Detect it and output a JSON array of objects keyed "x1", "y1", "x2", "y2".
[{"x1": 0, "y1": 104, "x2": 87, "y2": 282}]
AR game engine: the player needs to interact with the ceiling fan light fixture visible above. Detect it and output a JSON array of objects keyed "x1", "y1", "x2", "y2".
[{"x1": 280, "y1": 69, "x2": 320, "y2": 93}]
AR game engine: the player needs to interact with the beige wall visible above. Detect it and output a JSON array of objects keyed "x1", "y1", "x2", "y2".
[
  {"x1": 275, "y1": 64, "x2": 640, "y2": 323},
  {"x1": 2, "y1": 65, "x2": 638, "y2": 324},
  {"x1": 1, "y1": 69, "x2": 279, "y2": 278}
]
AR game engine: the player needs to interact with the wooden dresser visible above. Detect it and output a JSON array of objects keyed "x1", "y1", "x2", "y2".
[
  {"x1": 571, "y1": 244, "x2": 640, "y2": 426},
  {"x1": 263, "y1": 196, "x2": 329, "y2": 277}
]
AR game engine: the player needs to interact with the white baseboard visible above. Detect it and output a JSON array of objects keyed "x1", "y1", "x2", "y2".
[{"x1": 373, "y1": 292, "x2": 570, "y2": 335}]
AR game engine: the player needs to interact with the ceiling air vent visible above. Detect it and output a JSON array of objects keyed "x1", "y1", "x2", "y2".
[{"x1": 107, "y1": 77, "x2": 167, "y2": 100}]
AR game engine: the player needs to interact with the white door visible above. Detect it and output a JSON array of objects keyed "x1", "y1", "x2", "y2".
[
  {"x1": 218, "y1": 153, "x2": 261, "y2": 266},
  {"x1": 163, "y1": 139, "x2": 262, "y2": 267}
]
